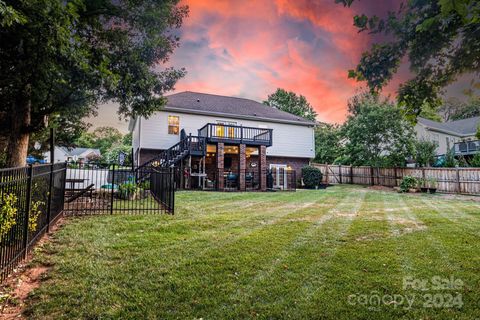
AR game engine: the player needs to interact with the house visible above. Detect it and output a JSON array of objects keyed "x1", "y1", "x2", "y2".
[
  {"x1": 43, "y1": 146, "x2": 101, "y2": 163},
  {"x1": 415, "y1": 117, "x2": 480, "y2": 156},
  {"x1": 129, "y1": 91, "x2": 316, "y2": 191}
]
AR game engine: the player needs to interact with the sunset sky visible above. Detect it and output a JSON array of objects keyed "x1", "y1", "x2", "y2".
[{"x1": 92, "y1": 0, "x2": 472, "y2": 132}]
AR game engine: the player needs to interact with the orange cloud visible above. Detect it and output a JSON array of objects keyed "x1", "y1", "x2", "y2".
[{"x1": 169, "y1": 0, "x2": 405, "y2": 124}]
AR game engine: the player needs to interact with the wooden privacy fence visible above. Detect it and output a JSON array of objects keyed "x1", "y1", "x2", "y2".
[{"x1": 312, "y1": 164, "x2": 480, "y2": 195}]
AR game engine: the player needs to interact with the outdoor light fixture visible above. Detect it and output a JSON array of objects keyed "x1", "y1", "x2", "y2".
[{"x1": 34, "y1": 141, "x2": 41, "y2": 150}]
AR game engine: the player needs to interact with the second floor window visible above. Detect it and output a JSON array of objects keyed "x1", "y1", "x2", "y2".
[{"x1": 168, "y1": 116, "x2": 179, "y2": 135}]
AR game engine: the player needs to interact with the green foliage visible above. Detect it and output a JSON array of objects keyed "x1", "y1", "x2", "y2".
[
  {"x1": 263, "y1": 89, "x2": 317, "y2": 121},
  {"x1": 301, "y1": 166, "x2": 323, "y2": 188},
  {"x1": 75, "y1": 126, "x2": 132, "y2": 164},
  {"x1": 419, "y1": 102, "x2": 443, "y2": 122},
  {"x1": 341, "y1": 92, "x2": 415, "y2": 167},
  {"x1": 0, "y1": 0, "x2": 26, "y2": 26},
  {"x1": 444, "y1": 149, "x2": 458, "y2": 167},
  {"x1": 0, "y1": 192, "x2": 18, "y2": 238},
  {"x1": 339, "y1": 0, "x2": 480, "y2": 120},
  {"x1": 470, "y1": 153, "x2": 480, "y2": 167},
  {"x1": 427, "y1": 177, "x2": 438, "y2": 189},
  {"x1": 0, "y1": 0, "x2": 188, "y2": 165},
  {"x1": 400, "y1": 176, "x2": 419, "y2": 192},
  {"x1": 415, "y1": 140, "x2": 438, "y2": 167},
  {"x1": 477, "y1": 125, "x2": 480, "y2": 140},
  {"x1": 29, "y1": 200, "x2": 45, "y2": 232},
  {"x1": 138, "y1": 180, "x2": 150, "y2": 190},
  {"x1": 314, "y1": 123, "x2": 342, "y2": 164},
  {"x1": 118, "y1": 182, "x2": 139, "y2": 197},
  {"x1": 440, "y1": 96, "x2": 480, "y2": 121}
]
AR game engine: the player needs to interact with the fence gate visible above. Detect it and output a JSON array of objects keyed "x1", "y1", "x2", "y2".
[{"x1": 63, "y1": 163, "x2": 175, "y2": 215}]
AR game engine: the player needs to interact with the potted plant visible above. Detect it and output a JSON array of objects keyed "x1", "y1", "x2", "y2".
[
  {"x1": 428, "y1": 177, "x2": 438, "y2": 194},
  {"x1": 400, "y1": 176, "x2": 419, "y2": 193},
  {"x1": 419, "y1": 178, "x2": 428, "y2": 193}
]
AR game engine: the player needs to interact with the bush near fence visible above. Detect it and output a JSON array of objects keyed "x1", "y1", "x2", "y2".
[{"x1": 312, "y1": 163, "x2": 480, "y2": 195}]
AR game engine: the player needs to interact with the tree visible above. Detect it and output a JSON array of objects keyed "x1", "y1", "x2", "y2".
[
  {"x1": 314, "y1": 123, "x2": 342, "y2": 164},
  {"x1": 0, "y1": 0, "x2": 188, "y2": 167},
  {"x1": 414, "y1": 139, "x2": 437, "y2": 167},
  {"x1": 338, "y1": 0, "x2": 480, "y2": 121},
  {"x1": 341, "y1": 92, "x2": 415, "y2": 167},
  {"x1": 419, "y1": 102, "x2": 442, "y2": 122},
  {"x1": 444, "y1": 149, "x2": 458, "y2": 167},
  {"x1": 470, "y1": 153, "x2": 480, "y2": 167},
  {"x1": 263, "y1": 89, "x2": 317, "y2": 121},
  {"x1": 446, "y1": 96, "x2": 480, "y2": 121},
  {"x1": 75, "y1": 126, "x2": 122, "y2": 154}
]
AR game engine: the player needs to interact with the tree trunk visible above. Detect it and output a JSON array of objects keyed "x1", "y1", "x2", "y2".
[{"x1": 5, "y1": 85, "x2": 32, "y2": 168}]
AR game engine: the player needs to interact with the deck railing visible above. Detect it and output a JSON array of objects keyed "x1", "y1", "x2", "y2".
[
  {"x1": 453, "y1": 140, "x2": 480, "y2": 155},
  {"x1": 198, "y1": 123, "x2": 273, "y2": 146}
]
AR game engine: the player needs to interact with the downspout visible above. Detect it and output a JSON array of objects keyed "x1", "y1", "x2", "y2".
[{"x1": 137, "y1": 117, "x2": 142, "y2": 166}]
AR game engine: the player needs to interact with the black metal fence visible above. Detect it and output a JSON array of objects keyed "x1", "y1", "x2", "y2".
[
  {"x1": 63, "y1": 162, "x2": 175, "y2": 215},
  {"x1": 0, "y1": 163, "x2": 66, "y2": 281}
]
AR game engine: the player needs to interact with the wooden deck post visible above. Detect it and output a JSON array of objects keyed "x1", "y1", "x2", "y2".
[
  {"x1": 217, "y1": 143, "x2": 225, "y2": 191},
  {"x1": 239, "y1": 144, "x2": 246, "y2": 191},
  {"x1": 259, "y1": 145, "x2": 267, "y2": 191}
]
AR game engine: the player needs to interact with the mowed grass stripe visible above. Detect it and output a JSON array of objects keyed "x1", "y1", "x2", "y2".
[
  {"x1": 225, "y1": 188, "x2": 366, "y2": 317},
  {"x1": 24, "y1": 185, "x2": 480, "y2": 319}
]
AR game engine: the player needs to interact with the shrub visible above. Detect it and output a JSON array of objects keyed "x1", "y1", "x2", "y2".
[
  {"x1": 400, "y1": 176, "x2": 419, "y2": 192},
  {"x1": 0, "y1": 193, "x2": 18, "y2": 239},
  {"x1": 118, "y1": 182, "x2": 139, "y2": 198},
  {"x1": 302, "y1": 166, "x2": 323, "y2": 189},
  {"x1": 470, "y1": 153, "x2": 480, "y2": 167},
  {"x1": 444, "y1": 149, "x2": 458, "y2": 167}
]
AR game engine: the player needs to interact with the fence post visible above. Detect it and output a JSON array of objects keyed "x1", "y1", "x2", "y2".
[
  {"x1": 370, "y1": 166, "x2": 374, "y2": 186},
  {"x1": 394, "y1": 167, "x2": 398, "y2": 187},
  {"x1": 23, "y1": 165, "x2": 33, "y2": 259},
  {"x1": 325, "y1": 164, "x2": 329, "y2": 185},
  {"x1": 456, "y1": 168, "x2": 461, "y2": 194},
  {"x1": 110, "y1": 164, "x2": 115, "y2": 215},
  {"x1": 46, "y1": 163, "x2": 54, "y2": 233},
  {"x1": 350, "y1": 166, "x2": 353, "y2": 184},
  {"x1": 339, "y1": 165, "x2": 342, "y2": 184}
]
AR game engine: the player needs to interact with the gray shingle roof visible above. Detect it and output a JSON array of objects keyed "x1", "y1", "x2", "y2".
[
  {"x1": 418, "y1": 117, "x2": 480, "y2": 136},
  {"x1": 164, "y1": 91, "x2": 315, "y2": 126}
]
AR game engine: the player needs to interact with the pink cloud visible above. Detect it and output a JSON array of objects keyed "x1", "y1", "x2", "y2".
[{"x1": 168, "y1": 0, "x2": 406, "y2": 124}]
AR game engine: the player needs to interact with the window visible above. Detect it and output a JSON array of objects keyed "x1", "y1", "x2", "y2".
[{"x1": 168, "y1": 116, "x2": 179, "y2": 135}]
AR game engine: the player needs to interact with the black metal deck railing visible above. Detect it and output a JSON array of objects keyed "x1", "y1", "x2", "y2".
[{"x1": 198, "y1": 123, "x2": 273, "y2": 146}]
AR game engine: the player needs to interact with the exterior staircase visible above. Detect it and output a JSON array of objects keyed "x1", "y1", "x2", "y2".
[{"x1": 137, "y1": 135, "x2": 206, "y2": 171}]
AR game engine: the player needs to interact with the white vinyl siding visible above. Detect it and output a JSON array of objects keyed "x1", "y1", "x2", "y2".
[{"x1": 137, "y1": 111, "x2": 315, "y2": 158}]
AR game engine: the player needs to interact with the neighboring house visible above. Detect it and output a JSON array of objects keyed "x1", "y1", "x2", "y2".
[
  {"x1": 129, "y1": 91, "x2": 316, "y2": 191},
  {"x1": 415, "y1": 117, "x2": 480, "y2": 156},
  {"x1": 43, "y1": 146, "x2": 101, "y2": 163}
]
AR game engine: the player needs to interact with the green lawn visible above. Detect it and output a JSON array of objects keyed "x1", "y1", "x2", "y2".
[{"x1": 25, "y1": 185, "x2": 480, "y2": 319}]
